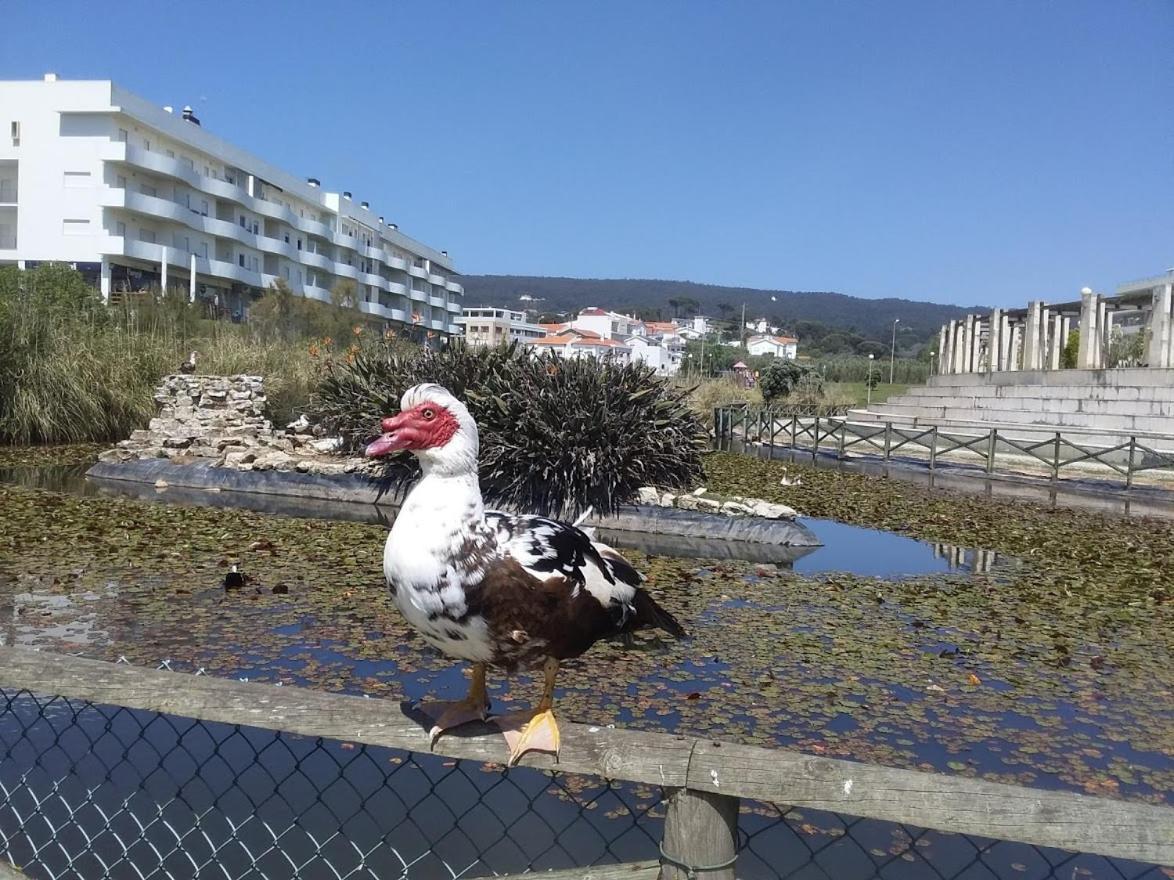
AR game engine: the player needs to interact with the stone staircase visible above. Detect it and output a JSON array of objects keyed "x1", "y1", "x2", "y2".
[{"x1": 850, "y1": 368, "x2": 1174, "y2": 439}]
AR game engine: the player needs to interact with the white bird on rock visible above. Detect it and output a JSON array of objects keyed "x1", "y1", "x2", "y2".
[{"x1": 365, "y1": 383, "x2": 686, "y2": 765}]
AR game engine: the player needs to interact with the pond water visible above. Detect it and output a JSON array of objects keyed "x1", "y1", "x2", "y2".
[
  {"x1": 0, "y1": 463, "x2": 1007, "y2": 577},
  {"x1": 0, "y1": 457, "x2": 1169, "y2": 863}
]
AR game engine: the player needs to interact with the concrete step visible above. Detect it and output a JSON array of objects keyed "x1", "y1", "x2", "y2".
[
  {"x1": 863, "y1": 403, "x2": 1174, "y2": 434},
  {"x1": 926, "y1": 367, "x2": 1174, "y2": 389},
  {"x1": 880, "y1": 395, "x2": 1174, "y2": 418}
]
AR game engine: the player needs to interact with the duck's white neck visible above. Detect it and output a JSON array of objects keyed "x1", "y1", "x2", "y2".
[{"x1": 389, "y1": 468, "x2": 485, "y2": 561}]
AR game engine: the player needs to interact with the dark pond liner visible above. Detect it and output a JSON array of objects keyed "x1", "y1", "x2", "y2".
[{"x1": 86, "y1": 459, "x2": 822, "y2": 557}]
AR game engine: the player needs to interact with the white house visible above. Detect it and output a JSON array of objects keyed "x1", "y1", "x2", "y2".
[
  {"x1": 747, "y1": 334, "x2": 799, "y2": 359},
  {"x1": 530, "y1": 328, "x2": 632, "y2": 363},
  {"x1": 0, "y1": 75, "x2": 462, "y2": 334},
  {"x1": 571, "y1": 307, "x2": 643, "y2": 340},
  {"x1": 459, "y1": 306, "x2": 546, "y2": 347},
  {"x1": 626, "y1": 334, "x2": 683, "y2": 375}
]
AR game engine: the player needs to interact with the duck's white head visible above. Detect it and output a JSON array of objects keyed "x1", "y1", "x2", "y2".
[{"x1": 364, "y1": 383, "x2": 479, "y2": 477}]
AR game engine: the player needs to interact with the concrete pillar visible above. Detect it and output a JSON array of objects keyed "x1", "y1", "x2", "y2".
[
  {"x1": 1078, "y1": 288, "x2": 1099, "y2": 369},
  {"x1": 950, "y1": 320, "x2": 962, "y2": 374},
  {"x1": 1102, "y1": 308, "x2": 1114, "y2": 368},
  {"x1": 1096, "y1": 300, "x2": 1109, "y2": 368},
  {"x1": 1148, "y1": 284, "x2": 1172, "y2": 368},
  {"x1": 1023, "y1": 301, "x2": 1040, "y2": 371},
  {"x1": 1060, "y1": 315, "x2": 1072, "y2": 367},
  {"x1": 160, "y1": 248, "x2": 168, "y2": 296},
  {"x1": 1049, "y1": 313, "x2": 1063, "y2": 370},
  {"x1": 99, "y1": 258, "x2": 111, "y2": 305},
  {"x1": 1000, "y1": 314, "x2": 1012, "y2": 371},
  {"x1": 988, "y1": 309, "x2": 1002, "y2": 371},
  {"x1": 937, "y1": 324, "x2": 948, "y2": 375},
  {"x1": 963, "y1": 314, "x2": 975, "y2": 373},
  {"x1": 1037, "y1": 307, "x2": 1051, "y2": 371},
  {"x1": 1009, "y1": 323, "x2": 1022, "y2": 371},
  {"x1": 247, "y1": 174, "x2": 256, "y2": 198},
  {"x1": 189, "y1": 253, "x2": 197, "y2": 303}
]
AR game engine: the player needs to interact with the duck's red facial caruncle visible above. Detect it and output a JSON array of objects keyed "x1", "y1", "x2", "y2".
[{"x1": 364, "y1": 402, "x2": 460, "y2": 457}]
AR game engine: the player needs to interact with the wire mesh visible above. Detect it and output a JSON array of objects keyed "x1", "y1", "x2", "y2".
[{"x1": 0, "y1": 667, "x2": 1169, "y2": 880}]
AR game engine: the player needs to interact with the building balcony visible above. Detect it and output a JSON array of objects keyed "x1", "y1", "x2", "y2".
[
  {"x1": 359, "y1": 271, "x2": 386, "y2": 291},
  {"x1": 360, "y1": 301, "x2": 387, "y2": 318},
  {"x1": 408, "y1": 265, "x2": 429, "y2": 280},
  {"x1": 335, "y1": 263, "x2": 359, "y2": 280},
  {"x1": 386, "y1": 255, "x2": 408, "y2": 272},
  {"x1": 408, "y1": 287, "x2": 428, "y2": 303},
  {"x1": 446, "y1": 300, "x2": 464, "y2": 314},
  {"x1": 445, "y1": 280, "x2": 463, "y2": 295},
  {"x1": 386, "y1": 280, "x2": 407, "y2": 296},
  {"x1": 302, "y1": 250, "x2": 332, "y2": 272},
  {"x1": 430, "y1": 319, "x2": 446, "y2": 332},
  {"x1": 388, "y1": 308, "x2": 408, "y2": 323},
  {"x1": 428, "y1": 272, "x2": 446, "y2": 286},
  {"x1": 429, "y1": 295, "x2": 447, "y2": 309},
  {"x1": 303, "y1": 284, "x2": 333, "y2": 304},
  {"x1": 447, "y1": 323, "x2": 462, "y2": 336}
]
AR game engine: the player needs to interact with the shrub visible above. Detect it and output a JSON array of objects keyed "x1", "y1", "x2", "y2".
[
  {"x1": 759, "y1": 360, "x2": 812, "y2": 402},
  {"x1": 311, "y1": 342, "x2": 708, "y2": 518}
]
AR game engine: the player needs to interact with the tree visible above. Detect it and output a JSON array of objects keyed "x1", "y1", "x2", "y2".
[{"x1": 760, "y1": 360, "x2": 811, "y2": 402}]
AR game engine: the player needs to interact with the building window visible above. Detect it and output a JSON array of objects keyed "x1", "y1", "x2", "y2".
[
  {"x1": 238, "y1": 254, "x2": 245, "y2": 267},
  {"x1": 116, "y1": 175, "x2": 127, "y2": 189},
  {"x1": 166, "y1": 149, "x2": 175, "y2": 158},
  {"x1": 139, "y1": 184, "x2": 156, "y2": 197},
  {"x1": 239, "y1": 215, "x2": 246, "y2": 228},
  {"x1": 10, "y1": 121, "x2": 19, "y2": 147},
  {"x1": 143, "y1": 137, "x2": 150, "y2": 151},
  {"x1": 138, "y1": 228, "x2": 156, "y2": 243},
  {"x1": 117, "y1": 128, "x2": 128, "y2": 143},
  {"x1": 115, "y1": 221, "x2": 126, "y2": 236},
  {"x1": 200, "y1": 242, "x2": 208, "y2": 258},
  {"x1": 62, "y1": 219, "x2": 90, "y2": 235},
  {"x1": 296, "y1": 238, "x2": 302, "y2": 251},
  {"x1": 63, "y1": 171, "x2": 91, "y2": 187},
  {"x1": 284, "y1": 234, "x2": 289, "y2": 244},
  {"x1": 200, "y1": 199, "x2": 208, "y2": 216}
]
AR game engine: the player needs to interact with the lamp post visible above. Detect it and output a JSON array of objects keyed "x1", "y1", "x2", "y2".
[
  {"x1": 889, "y1": 317, "x2": 901, "y2": 385},
  {"x1": 930, "y1": 349, "x2": 937, "y2": 376},
  {"x1": 867, "y1": 353, "x2": 875, "y2": 408}
]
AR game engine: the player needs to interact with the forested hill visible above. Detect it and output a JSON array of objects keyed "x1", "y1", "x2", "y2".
[{"x1": 459, "y1": 275, "x2": 983, "y2": 343}]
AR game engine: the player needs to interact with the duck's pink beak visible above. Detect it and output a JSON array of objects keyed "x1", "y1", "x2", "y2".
[{"x1": 365, "y1": 413, "x2": 412, "y2": 458}]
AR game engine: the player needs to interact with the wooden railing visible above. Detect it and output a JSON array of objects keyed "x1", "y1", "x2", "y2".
[
  {"x1": 0, "y1": 648, "x2": 1171, "y2": 879},
  {"x1": 714, "y1": 406, "x2": 1174, "y2": 488}
]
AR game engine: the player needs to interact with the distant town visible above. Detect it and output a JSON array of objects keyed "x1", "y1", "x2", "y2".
[{"x1": 458, "y1": 305, "x2": 797, "y2": 376}]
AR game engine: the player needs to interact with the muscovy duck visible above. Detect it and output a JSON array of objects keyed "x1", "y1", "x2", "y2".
[
  {"x1": 365, "y1": 383, "x2": 686, "y2": 764},
  {"x1": 178, "y1": 351, "x2": 198, "y2": 374}
]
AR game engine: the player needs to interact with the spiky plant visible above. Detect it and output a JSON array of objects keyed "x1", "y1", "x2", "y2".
[{"x1": 310, "y1": 341, "x2": 707, "y2": 518}]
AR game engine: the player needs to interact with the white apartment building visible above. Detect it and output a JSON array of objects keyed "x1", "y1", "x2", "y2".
[
  {"x1": 458, "y1": 306, "x2": 546, "y2": 347},
  {"x1": 0, "y1": 75, "x2": 462, "y2": 334}
]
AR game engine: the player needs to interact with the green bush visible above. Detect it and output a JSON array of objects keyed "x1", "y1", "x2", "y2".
[
  {"x1": 0, "y1": 265, "x2": 334, "y2": 443},
  {"x1": 311, "y1": 341, "x2": 708, "y2": 518},
  {"x1": 759, "y1": 360, "x2": 812, "y2": 402}
]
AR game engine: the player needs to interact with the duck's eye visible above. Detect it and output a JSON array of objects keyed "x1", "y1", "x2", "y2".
[{"x1": 421, "y1": 408, "x2": 436, "y2": 421}]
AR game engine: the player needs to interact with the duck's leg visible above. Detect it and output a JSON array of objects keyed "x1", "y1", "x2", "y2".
[
  {"x1": 495, "y1": 657, "x2": 561, "y2": 766},
  {"x1": 420, "y1": 662, "x2": 491, "y2": 748}
]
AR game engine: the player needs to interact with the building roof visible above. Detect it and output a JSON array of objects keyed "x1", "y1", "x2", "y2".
[
  {"x1": 749, "y1": 334, "x2": 798, "y2": 346},
  {"x1": 645, "y1": 321, "x2": 678, "y2": 334},
  {"x1": 579, "y1": 307, "x2": 609, "y2": 317},
  {"x1": 539, "y1": 322, "x2": 570, "y2": 334},
  {"x1": 532, "y1": 335, "x2": 629, "y2": 348}
]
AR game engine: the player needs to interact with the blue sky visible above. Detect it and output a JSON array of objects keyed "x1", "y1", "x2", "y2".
[{"x1": 3, "y1": 1, "x2": 1170, "y2": 307}]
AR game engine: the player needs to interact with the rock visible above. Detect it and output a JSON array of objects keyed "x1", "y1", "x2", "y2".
[
  {"x1": 694, "y1": 497, "x2": 721, "y2": 511},
  {"x1": 748, "y1": 500, "x2": 799, "y2": 520},
  {"x1": 222, "y1": 450, "x2": 256, "y2": 468},
  {"x1": 154, "y1": 479, "x2": 169, "y2": 489},
  {"x1": 660, "y1": 492, "x2": 677, "y2": 507},
  {"x1": 720, "y1": 501, "x2": 755, "y2": 516},
  {"x1": 676, "y1": 494, "x2": 701, "y2": 511},
  {"x1": 691, "y1": 487, "x2": 708, "y2": 496},
  {"x1": 162, "y1": 437, "x2": 192, "y2": 449},
  {"x1": 636, "y1": 487, "x2": 661, "y2": 506},
  {"x1": 252, "y1": 451, "x2": 295, "y2": 471},
  {"x1": 309, "y1": 437, "x2": 343, "y2": 454}
]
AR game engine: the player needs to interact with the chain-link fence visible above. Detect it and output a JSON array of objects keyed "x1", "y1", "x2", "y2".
[{"x1": 1, "y1": 670, "x2": 1170, "y2": 880}]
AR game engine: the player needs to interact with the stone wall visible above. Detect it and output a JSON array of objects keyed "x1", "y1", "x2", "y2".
[{"x1": 98, "y1": 375, "x2": 362, "y2": 475}]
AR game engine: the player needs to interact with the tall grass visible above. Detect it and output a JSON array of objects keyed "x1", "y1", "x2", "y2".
[{"x1": 0, "y1": 265, "x2": 333, "y2": 445}]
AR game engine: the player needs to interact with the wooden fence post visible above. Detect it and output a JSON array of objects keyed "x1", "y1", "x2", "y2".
[
  {"x1": 812, "y1": 417, "x2": 821, "y2": 460},
  {"x1": 986, "y1": 428, "x2": 997, "y2": 474},
  {"x1": 659, "y1": 788, "x2": 739, "y2": 880},
  {"x1": 712, "y1": 408, "x2": 722, "y2": 452},
  {"x1": 884, "y1": 422, "x2": 892, "y2": 462},
  {"x1": 1126, "y1": 436, "x2": 1136, "y2": 489},
  {"x1": 790, "y1": 415, "x2": 797, "y2": 450},
  {"x1": 928, "y1": 426, "x2": 938, "y2": 471},
  {"x1": 1052, "y1": 432, "x2": 1061, "y2": 482},
  {"x1": 837, "y1": 419, "x2": 847, "y2": 459}
]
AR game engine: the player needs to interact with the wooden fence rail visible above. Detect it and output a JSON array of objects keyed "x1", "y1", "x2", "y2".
[
  {"x1": 1, "y1": 647, "x2": 1171, "y2": 877},
  {"x1": 714, "y1": 406, "x2": 1174, "y2": 488}
]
